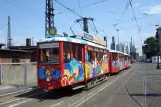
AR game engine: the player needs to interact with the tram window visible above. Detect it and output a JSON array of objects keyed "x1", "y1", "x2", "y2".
[
  {"x1": 49, "y1": 48, "x2": 59, "y2": 63},
  {"x1": 78, "y1": 45, "x2": 82, "y2": 61},
  {"x1": 96, "y1": 52, "x2": 103, "y2": 62},
  {"x1": 112, "y1": 53, "x2": 116, "y2": 60},
  {"x1": 88, "y1": 50, "x2": 93, "y2": 62},
  {"x1": 100, "y1": 52, "x2": 103, "y2": 61},
  {"x1": 88, "y1": 46, "x2": 94, "y2": 62},
  {"x1": 38, "y1": 48, "x2": 59, "y2": 63},
  {"x1": 39, "y1": 49, "x2": 46, "y2": 63},
  {"x1": 72, "y1": 44, "x2": 77, "y2": 59},
  {"x1": 64, "y1": 42, "x2": 70, "y2": 63}
]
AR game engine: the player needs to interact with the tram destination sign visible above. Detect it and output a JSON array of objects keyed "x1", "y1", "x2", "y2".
[
  {"x1": 39, "y1": 43, "x2": 59, "y2": 49},
  {"x1": 83, "y1": 33, "x2": 107, "y2": 47},
  {"x1": 83, "y1": 33, "x2": 93, "y2": 41}
]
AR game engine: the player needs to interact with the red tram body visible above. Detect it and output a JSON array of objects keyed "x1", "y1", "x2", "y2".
[{"x1": 37, "y1": 34, "x2": 132, "y2": 91}]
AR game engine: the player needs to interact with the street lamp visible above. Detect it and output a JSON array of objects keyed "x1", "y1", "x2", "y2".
[
  {"x1": 116, "y1": 29, "x2": 119, "y2": 51},
  {"x1": 156, "y1": 26, "x2": 161, "y2": 69}
]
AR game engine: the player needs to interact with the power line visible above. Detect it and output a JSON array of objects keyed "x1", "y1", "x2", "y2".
[
  {"x1": 54, "y1": 0, "x2": 109, "y2": 37},
  {"x1": 6, "y1": 0, "x2": 44, "y2": 20},
  {"x1": 77, "y1": 0, "x2": 83, "y2": 16},
  {"x1": 5, "y1": 0, "x2": 68, "y2": 33},
  {"x1": 81, "y1": 0, "x2": 108, "y2": 8},
  {"x1": 54, "y1": 0, "x2": 108, "y2": 15},
  {"x1": 129, "y1": 0, "x2": 143, "y2": 45},
  {"x1": 113, "y1": 13, "x2": 161, "y2": 26},
  {"x1": 130, "y1": 19, "x2": 161, "y2": 36},
  {"x1": 113, "y1": 2, "x2": 130, "y2": 28},
  {"x1": 54, "y1": 0, "x2": 83, "y2": 18},
  {"x1": 14, "y1": 0, "x2": 43, "y2": 17}
]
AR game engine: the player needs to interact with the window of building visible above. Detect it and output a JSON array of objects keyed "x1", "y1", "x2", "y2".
[{"x1": 12, "y1": 56, "x2": 20, "y2": 63}]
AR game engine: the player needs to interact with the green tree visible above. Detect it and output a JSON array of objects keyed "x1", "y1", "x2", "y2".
[{"x1": 142, "y1": 36, "x2": 157, "y2": 59}]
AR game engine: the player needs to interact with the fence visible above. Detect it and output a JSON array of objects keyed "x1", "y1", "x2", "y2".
[{"x1": 0, "y1": 62, "x2": 37, "y2": 90}]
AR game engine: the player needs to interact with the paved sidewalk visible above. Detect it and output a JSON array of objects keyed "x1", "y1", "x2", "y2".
[{"x1": 0, "y1": 82, "x2": 37, "y2": 97}]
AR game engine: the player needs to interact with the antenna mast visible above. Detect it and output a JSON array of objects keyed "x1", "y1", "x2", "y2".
[{"x1": 7, "y1": 16, "x2": 12, "y2": 48}]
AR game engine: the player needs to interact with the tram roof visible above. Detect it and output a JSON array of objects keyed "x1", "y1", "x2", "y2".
[
  {"x1": 38, "y1": 36, "x2": 108, "y2": 50},
  {"x1": 109, "y1": 50, "x2": 130, "y2": 56},
  {"x1": 124, "y1": 53, "x2": 131, "y2": 56}
]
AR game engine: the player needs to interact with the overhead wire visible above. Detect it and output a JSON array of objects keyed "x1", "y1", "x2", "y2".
[
  {"x1": 6, "y1": 0, "x2": 44, "y2": 20},
  {"x1": 54, "y1": 0, "x2": 110, "y2": 38},
  {"x1": 77, "y1": 0, "x2": 83, "y2": 16},
  {"x1": 113, "y1": 2, "x2": 130, "y2": 28},
  {"x1": 5, "y1": 0, "x2": 69, "y2": 33},
  {"x1": 54, "y1": 0, "x2": 108, "y2": 15},
  {"x1": 14, "y1": 0, "x2": 43, "y2": 18},
  {"x1": 81, "y1": 0, "x2": 108, "y2": 8},
  {"x1": 129, "y1": 0, "x2": 143, "y2": 45},
  {"x1": 54, "y1": 0, "x2": 83, "y2": 18},
  {"x1": 113, "y1": 13, "x2": 161, "y2": 26},
  {"x1": 130, "y1": 19, "x2": 161, "y2": 36}
]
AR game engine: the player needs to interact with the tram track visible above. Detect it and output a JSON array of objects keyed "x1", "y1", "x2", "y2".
[
  {"x1": 124, "y1": 67, "x2": 161, "y2": 107},
  {"x1": 125, "y1": 84, "x2": 143, "y2": 107}
]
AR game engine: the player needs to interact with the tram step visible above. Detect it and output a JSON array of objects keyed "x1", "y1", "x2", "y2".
[{"x1": 72, "y1": 85, "x2": 86, "y2": 90}]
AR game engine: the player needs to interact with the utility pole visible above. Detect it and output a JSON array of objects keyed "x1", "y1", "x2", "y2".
[
  {"x1": 116, "y1": 29, "x2": 119, "y2": 51},
  {"x1": 156, "y1": 27, "x2": 161, "y2": 69},
  {"x1": 45, "y1": 0, "x2": 56, "y2": 37},
  {"x1": 7, "y1": 16, "x2": 12, "y2": 48}
]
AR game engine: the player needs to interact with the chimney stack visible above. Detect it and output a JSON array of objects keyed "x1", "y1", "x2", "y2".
[{"x1": 26, "y1": 38, "x2": 31, "y2": 46}]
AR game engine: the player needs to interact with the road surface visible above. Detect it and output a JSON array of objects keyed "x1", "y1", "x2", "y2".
[{"x1": 0, "y1": 63, "x2": 161, "y2": 107}]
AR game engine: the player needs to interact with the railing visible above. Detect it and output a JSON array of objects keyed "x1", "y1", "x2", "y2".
[{"x1": 0, "y1": 62, "x2": 37, "y2": 90}]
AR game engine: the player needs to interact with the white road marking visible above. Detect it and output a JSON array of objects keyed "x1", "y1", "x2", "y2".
[
  {"x1": 8, "y1": 99, "x2": 32, "y2": 107},
  {"x1": 50, "y1": 100, "x2": 64, "y2": 107},
  {"x1": 103, "y1": 67, "x2": 137, "y2": 107},
  {"x1": 71, "y1": 67, "x2": 135, "y2": 107},
  {"x1": 153, "y1": 68, "x2": 158, "y2": 72},
  {"x1": 69, "y1": 75, "x2": 122, "y2": 107},
  {"x1": 0, "y1": 91, "x2": 45, "y2": 106},
  {"x1": 0, "y1": 88, "x2": 33, "y2": 97}
]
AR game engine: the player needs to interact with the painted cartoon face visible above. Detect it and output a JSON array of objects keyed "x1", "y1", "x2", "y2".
[{"x1": 46, "y1": 70, "x2": 52, "y2": 82}]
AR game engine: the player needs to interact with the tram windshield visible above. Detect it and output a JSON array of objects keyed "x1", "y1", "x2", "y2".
[{"x1": 38, "y1": 43, "x2": 60, "y2": 63}]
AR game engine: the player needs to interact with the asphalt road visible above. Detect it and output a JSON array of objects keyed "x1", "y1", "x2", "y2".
[{"x1": 0, "y1": 62, "x2": 161, "y2": 107}]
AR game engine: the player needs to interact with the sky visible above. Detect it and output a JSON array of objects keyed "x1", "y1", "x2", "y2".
[{"x1": 0, "y1": 0, "x2": 161, "y2": 56}]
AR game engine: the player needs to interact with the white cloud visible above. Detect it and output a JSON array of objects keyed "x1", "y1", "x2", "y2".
[
  {"x1": 141, "y1": 5, "x2": 161, "y2": 14},
  {"x1": 134, "y1": 3, "x2": 141, "y2": 7}
]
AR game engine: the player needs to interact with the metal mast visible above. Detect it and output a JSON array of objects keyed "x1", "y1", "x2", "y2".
[
  {"x1": 7, "y1": 16, "x2": 12, "y2": 48},
  {"x1": 75, "y1": 17, "x2": 95, "y2": 33},
  {"x1": 45, "y1": 0, "x2": 54, "y2": 38}
]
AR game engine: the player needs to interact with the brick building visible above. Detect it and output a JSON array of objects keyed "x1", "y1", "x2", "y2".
[
  {"x1": 0, "y1": 49, "x2": 30, "y2": 63},
  {"x1": 9, "y1": 38, "x2": 37, "y2": 62}
]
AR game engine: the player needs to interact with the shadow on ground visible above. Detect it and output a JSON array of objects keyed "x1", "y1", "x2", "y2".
[
  {"x1": 15, "y1": 87, "x2": 83, "y2": 101},
  {"x1": 131, "y1": 93, "x2": 161, "y2": 97}
]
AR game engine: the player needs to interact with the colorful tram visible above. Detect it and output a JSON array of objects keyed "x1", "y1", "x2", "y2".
[{"x1": 37, "y1": 34, "x2": 131, "y2": 91}]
